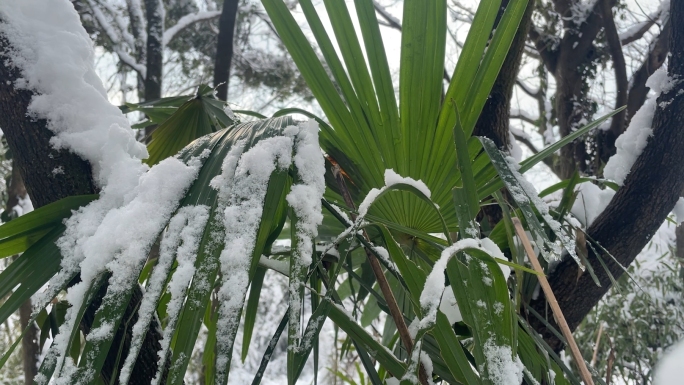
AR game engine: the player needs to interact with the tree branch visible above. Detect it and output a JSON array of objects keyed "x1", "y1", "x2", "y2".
[
  {"x1": 619, "y1": 6, "x2": 666, "y2": 46},
  {"x1": 530, "y1": 0, "x2": 684, "y2": 352},
  {"x1": 213, "y1": 0, "x2": 239, "y2": 101},
  {"x1": 163, "y1": 10, "x2": 222, "y2": 46},
  {"x1": 626, "y1": 20, "x2": 671, "y2": 123},
  {"x1": 92, "y1": 0, "x2": 136, "y2": 49},
  {"x1": 126, "y1": 0, "x2": 147, "y2": 47},
  {"x1": 601, "y1": 0, "x2": 628, "y2": 137},
  {"x1": 528, "y1": 26, "x2": 559, "y2": 73},
  {"x1": 373, "y1": 1, "x2": 401, "y2": 31},
  {"x1": 516, "y1": 79, "x2": 542, "y2": 100},
  {"x1": 0, "y1": 30, "x2": 169, "y2": 384},
  {"x1": 87, "y1": 0, "x2": 146, "y2": 78},
  {"x1": 510, "y1": 129, "x2": 559, "y2": 172}
]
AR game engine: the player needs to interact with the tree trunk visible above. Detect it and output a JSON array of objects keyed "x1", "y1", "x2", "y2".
[
  {"x1": 473, "y1": 0, "x2": 534, "y2": 228},
  {"x1": 144, "y1": 0, "x2": 164, "y2": 139},
  {"x1": 473, "y1": 0, "x2": 534, "y2": 149},
  {"x1": 552, "y1": 3, "x2": 605, "y2": 179},
  {"x1": 626, "y1": 21, "x2": 671, "y2": 124},
  {"x1": 0, "y1": 30, "x2": 168, "y2": 385},
  {"x1": 213, "y1": 0, "x2": 239, "y2": 101},
  {"x1": 530, "y1": 0, "x2": 684, "y2": 351}
]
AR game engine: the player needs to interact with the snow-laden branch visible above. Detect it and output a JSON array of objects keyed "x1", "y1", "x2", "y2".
[
  {"x1": 126, "y1": 0, "x2": 147, "y2": 45},
  {"x1": 88, "y1": 0, "x2": 146, "y2": 78},
  {"x1": 163, "y1": 10, "x2": 222, "y2": 46},
  {"x1": 619, "y1": 2, "x2": 669, "y2": 46},
  {"x1": 93, "y1": 0, "x2": 136, "y2": 48}
]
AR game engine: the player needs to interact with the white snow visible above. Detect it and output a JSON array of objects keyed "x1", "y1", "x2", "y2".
[
  {"x1": 439, "y1": 287, "x2": 463, "y2": 324},
  {"x1": 120, "y1": 205, "x2": 209, "y2": 385},
  {"x1": 285, "y1": 120, "x2": 326, "y2": 353},
  {"x1": 11, "y1": 194, "x2": 34, "y2": 217},
  {"x1": 673, "y1": 197, "x2": 684, "y2": 224},
  {"x1": 418, "y1": 238, "x2": 507, "y2": 330},
  {"x1": 483, "y1": 338, "x2": 524, "y2": 385},
  {"x1": 286, "y1": 120, "x2": 326, "y2": 269},
  {"x1": 0, "y1": 2, "x2": 209, "y2": 383},
  {"x1": 358, "y1": 169, "x2": 432, "y2": 218},
  {"x1": 604, "y1": 67, "x2": 676, "y2": 186},
  {"x1": 213, "y1": 134, "x2": 294, "y2": 383},
  {"x1": 570, "y1": 183, "x2": 616, "y2": 227},
  {"x1": 654, "y1": 339, "x2": 684, "y2": 385}
]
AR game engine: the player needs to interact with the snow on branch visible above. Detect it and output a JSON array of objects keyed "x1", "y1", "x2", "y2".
[
  {"x1": 92, "y1": 0, "x2": 136, "y2": 48},
  {"x1": 87, "y1": 0, "x2": 146, "y2": 77},
  {"x1": 619, "y1": 1, "x2": 670, "y2": 46},
  {"x1": 515, "y1": 79, "x2": 541, "y2": 99},
  {"x1": 163, "y1": 10, "x2": 222, "y2": 46},
  {"x1": 126, "y1": 0, "x2": 147, "y2": 45},
  {"x1": 604, "y1": 67, "x2": 677, "y2": 186},
  {"x1": 0, "y1": 2, "x2": 207, "y2": 382}
]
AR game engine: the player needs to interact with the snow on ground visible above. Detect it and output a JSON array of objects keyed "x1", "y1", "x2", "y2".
[{"x1": 654, "y1": 339, "x2": 684, "y2": 385}]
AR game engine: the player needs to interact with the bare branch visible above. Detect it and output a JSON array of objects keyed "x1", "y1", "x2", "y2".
[
  {"x1": 619, "y1": 6, "x2": 666, "y2": 45},
  {"x1": 601, "y1": 0, "x2": 628, "y2": 137},
  {"x1": 516, "y1": 79, "x2": 541, "y2": 99},
  {"x1": 529, "y1": 26, "x2": 559, "y2": 73},
  {"x1": 510, "y1": 129, "x2": 538, "y2": 153},
  {"x1": 620, "y1": 18, "x2": 656, "y2": 45},
  {"x1": 163, "y1": 10, "x2": 222, "y2": 46},
  {"x1": 373, "y1": 1, "x2": 401, "y2": 31}
]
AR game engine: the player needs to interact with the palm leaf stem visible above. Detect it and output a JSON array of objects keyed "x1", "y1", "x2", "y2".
[{"x1": 331, "y1": 164, "x2": 429, "y2": 385}]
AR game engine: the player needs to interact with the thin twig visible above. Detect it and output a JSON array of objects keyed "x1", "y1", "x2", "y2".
[
  {"x1": 332, "y1": 164, "x2": 429, "y2": 385},
  {"x1": 512, "y1": 218, "x2": 595, "y2": 385},
  {"x1": 590, "y1": 322, "x2": 603, "y2": 366}
]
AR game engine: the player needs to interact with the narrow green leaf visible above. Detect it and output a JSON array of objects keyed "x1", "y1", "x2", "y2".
[{"x1": 242, "y1": 266, "x2": 267, "y2": 362}]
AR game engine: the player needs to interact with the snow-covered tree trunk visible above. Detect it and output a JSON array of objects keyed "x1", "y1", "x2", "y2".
[
  {"x1": 0, "y1": 8, "x2": 170, "y2": 383},
  {"x1": 530, "y1": 0, "x2": 684, "y2": 351}
]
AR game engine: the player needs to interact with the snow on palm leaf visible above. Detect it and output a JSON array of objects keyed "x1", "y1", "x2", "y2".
[
  {"x1": 211, "y1": 121, "x2": 325, "y2": 384},
  {"x1": 0, "y1": 2, "x2": 327, "y2": 384}
]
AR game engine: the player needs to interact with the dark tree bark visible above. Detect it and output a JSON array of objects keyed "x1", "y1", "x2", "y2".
[
  {"x1": 530, "y1": 0, "x2": 684, "y2": 351},
  {"x1": 553, "y1": 2, "x2": 605, "y2": 179},
  {"x1": 0, "y1": 36, "x2": 96, "y2": 207},
  {"x1": 213, "y1": 0, "x2": 239, "y2": 101},
  {"x1": 144, "y1": 0, "x2": 164, "y2": 138},
  {"x1": 594, "y1": 0, "x2": 628, "y2": 166},
  {"x1": 626, "y1": 21, "x2": 671, "y2": 124},
  {"x1": 18, "y1": 299, "x2": 38, "y2": 385},
  {"x1": 0, "y1": 28, "x2": 168, "y2": 385},
  {"x1": 473, "y1": 0, "x2": 535, "y2": 149}
]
